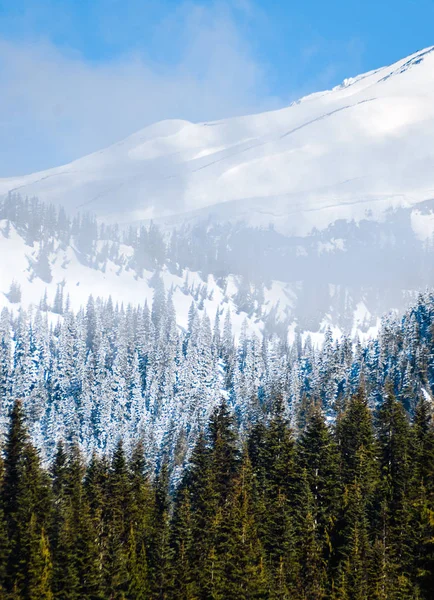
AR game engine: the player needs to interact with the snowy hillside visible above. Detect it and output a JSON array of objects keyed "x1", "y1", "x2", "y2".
[
  {"x1": 0, "y1": 221, "x2": 260, "y2": 338},
  {"x1": 0, "y1": 193, "x2": 431, "y2": 340},
  {"x1": 1, "y1": 48, "x2": 434, "y2": 338},
  {"x1": 2, "y1": 46, "x2": 434, "y2": 484},
  {"x1": 0, "y1": 214, "x2": 383, "y2": 344},
  {"x1": 1, "y1": 48, "x2": 434, "y2": 236}
]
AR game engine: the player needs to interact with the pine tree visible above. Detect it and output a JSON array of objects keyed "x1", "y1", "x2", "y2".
[
  {"x1": 129, "y1": 440, "x2": 154, "y2": 546},
  {"x1": 27, "y1": 518, "x2": 53, "y2": 600},
  {"x1": 330, "y1": 564, "x2": 350, "y2": 600},
  {"x1": 248, "y1": 398, "x2": 298, "y2": 596},
  {"x1": 52, "y1": 443, "x2": 102, "y2": 600},
  {"x1": 409, "y1": 396, "x2": 434, "y2": 597},
  {"x1": 338, "y1": 483, "x2": 371, "y2": 600},
  {"x1": 103, "y1": 440, "x2": 131, "y2": 599},
  {"x1": 208, "y1": 401, "x2": 239, "y2": 505},
  {"x1": 295, "y1": 469, "x2": 327, "y2": 600},
  {"x1": 411, "y1": 482, "x2": 434, "y2": 599},
  {"x1": 150, "y1": 461, "x2": 173, "y2": 599},
  {"x1": 170, "y1": 486, "x2": 195, "y2": 600},
  {"x1": 0, "y1": 453, "x2": 9, "y2": 595},
  {"x1": 297, "y1": 405, "x2": 341, "y2": 575},
  {"x1": 411, "y1": 394, "x2": 434, "y2": 496},
  {"x1": 50, "y1": 441, "x2": 79, "y2": 598},
  {"x1": 2, "y1": 400, "x2": 29, "y2": 525},
  {"x1": 2, "y1": 401, "x2": 51, "y2": 596},
  {"x1": 369, "y1": 381, "x2": 413, "y2": 597},
  {"x1": 336, "y1": 388, "x2": 377, "y2": 495},
  {"x1": 217, "y1": 451, "x2": 268, "y2": 600},
  {"x1": 126, "y1": 526, "x2": 149, "y2": 600}
]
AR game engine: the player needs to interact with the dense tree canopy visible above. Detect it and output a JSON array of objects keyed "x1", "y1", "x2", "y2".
[{"x1": 0, "y1": 393, "x2": 433, "y2": 599}]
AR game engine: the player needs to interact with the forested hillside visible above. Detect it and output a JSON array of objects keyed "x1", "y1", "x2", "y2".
[
  {"x1": 3, "y1": 22, "x2": 434, "y2": 600},
  {"x1": 0, "y1": 388, "x2": 433, "y2": 599},
  {"x1": 3, "y1": 192, "x2": 434, "y2": 334},
  {"x1": 1, "y1": 277, "x2": 434, "y2": 473},
  {"x1": 1, "y1": 192, "x2": 434, "y2": 597}
]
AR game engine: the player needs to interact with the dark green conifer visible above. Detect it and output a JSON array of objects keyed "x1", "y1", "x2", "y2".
[
  {"x1": 126, "y1": 526, "x2": 149, "y2": 600},
  {"x1": 295, "y1": 469, "x2": 327, "y2": 600},
  {"x1": 50, "y1": 441, "x2": 78, "y2": 598},
  {"x1": 208, "y1": 450, "x2": 269, "y2": 599},
  {"x1": 375, "y1": 382, "x2": 413, "y2": 586},
  {"x1": 336, "y1": 388, "x2": 377, "y2": 495},
  {"x1": 339, "y1": 483, "x2": 370, "y2": 600},
  {"x1": 2, "y1": 400, "x2": 29, "y2": 526},
  {"x1": 129, "y1": 440, "x2": 154, "y2": 537},
  {"x1": 208, "y1": 401, "x2": 239, "y2": 504},
  {"x1": 180, "y1": 431, "x2": 216, "y2": 598},
  {"x1": 27, "y1": 518, "x2": 53, "y2": 600},
  {"x1": 409, "y1": 397, "x2": 434, "y2": 598},
  {"x1": 0, "y1": 452, "x2": 9, "y2": 593},
  {"x1": 297, "y1": 405, "x2": 341, "y2": 574},
  {"x1": 1, "y1": 401, "x2": 51, "y2": 596},
  {"x1": 103, "y1": 440, "x2": 132, "y2": 599},
  {"x1": 150, "y1": 461, "x2": 174, "y2": 599},
  {"x1": 170, "y1": 486, "x2": 194, "y2": 599},
  {"x1": 248, "y1": 398, "x2": 298, "y2": 596}
]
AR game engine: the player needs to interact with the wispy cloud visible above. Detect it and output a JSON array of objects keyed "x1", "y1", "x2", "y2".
[
  {"x1": 0, "y1": 1, "x2": 369, "y2": 177},
  {"x1": 0, "y1": 2, "x2": 280, "y2": 176}
]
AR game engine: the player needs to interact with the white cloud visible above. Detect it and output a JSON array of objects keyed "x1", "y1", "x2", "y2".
[{"x1": 0, "y1": 3, "x2": 280, "y2": 176}]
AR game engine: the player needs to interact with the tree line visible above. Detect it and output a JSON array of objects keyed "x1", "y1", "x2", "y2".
[
  {"x1": 4, "y1": 191, "x2": 434, "y2": 328},
  {"x1": 2, "y1": 287, "x2": 434, "y2": 475},
  {"x1": 1, "y1": 386, "x2": 433, "y2": 599}
]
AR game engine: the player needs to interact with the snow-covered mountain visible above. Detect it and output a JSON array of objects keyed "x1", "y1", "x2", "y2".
[
  {"x1": 1, "y1": 48, "x2": 434, "y2": 338},
  {"x1": 2, "y1": 48, "x2": 434, "y2": 470},
  {"x1": 1, "y1": 47, "x2": 434, "y2": 237},
  {"x1": 0, "y1": 194, "x2": 426, "y2": 342}
]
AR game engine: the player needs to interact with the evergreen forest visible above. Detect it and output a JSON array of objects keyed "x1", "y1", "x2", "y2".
[
  {"x1": 2, "y1": 193, "x2": 434, "y2": 597},
  {"x1": 0, "y1": 388, "x2": 434, "y2": 599}
]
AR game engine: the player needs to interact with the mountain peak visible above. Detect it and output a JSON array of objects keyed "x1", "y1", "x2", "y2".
[{"x1": 1, "y1": 48, "x2": 434, "y2": 235}]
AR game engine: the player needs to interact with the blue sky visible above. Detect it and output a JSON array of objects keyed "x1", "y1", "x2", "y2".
[{"x1": 0, "y1": 0, "x2": 433, "y2": 175}]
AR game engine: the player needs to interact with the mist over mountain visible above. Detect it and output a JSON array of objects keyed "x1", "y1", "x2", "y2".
[
  {"x1": 1, "y1": 47, "x2": 434, "y2": 232},
  {"x1": 1, "y1": 47, "x2": 434, "y2": 335},
  {"x1": 3, "y1": 0, "x2": 434, "y2": 593}
]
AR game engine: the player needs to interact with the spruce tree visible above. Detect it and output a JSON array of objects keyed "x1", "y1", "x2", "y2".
[
  {"x1": 336, "y1": 388, "x2": 377, "y2": 495},
  {"x1": 129, "y1": 440, "x2": 154, "y2": 549},
  {"x1": 0, "y1": 450, "x2": 8, "y2": 595},
  {"x1": 27, "y1": 518, "x2": 53, "y2": 600},
  {"x1": 297, "y1": 405, "x2": 341, "y2": 575},
  {"x1": 409, "y1": 396, "x2": 434, "y2": 597},
  {"x1": 338, "y1": 483, "x2": 371, "y2": 600},
  {"x1": 150, "y1": 461, "x2": 173, "y2": 599},
  {"x1": 208, "y1": 401, "x2": 239, "y2": 505},
  {"x1": 295, "y1": 469, "x2": 327, "y2": 600},
  {"x1": 1, "y1": 401, "x2": 51, "y2": 596},
  {"x1": 170, "y1": 486, "x2": 195, "y2": 600},
  {"x1": 126, "y1": 526, "x2": 149, "y2": 600},
  {"x1": 0, "y1": 504, "x2": 8, "y2": 595},
  {"x1": 103, "y1": 440, "x2": 131, "y2": 599},
  {"x1": 248, "y1": 398, "x2": 298, "y2": 596},
  {"x1": 2, "y1": 400, "x2": 29, "y2": 529},
  {"x1": 216, "y1": 451, "x2": 268, "y2": 600},
  {"x1": 411, "y1": 394, "x2": 434, "y2": 496},
  {"x1": 50, "y1": 440, "x2": 78, "y2": 599},
  {"x1": 375, "y1": 382, "x2": 413, "y2": 586},
  {"x1": 180, "y1": 432, "x2": 216, "y2": 598},
  {"x1": 65, "y1": 444, "x2": 102, "y2": 600}
]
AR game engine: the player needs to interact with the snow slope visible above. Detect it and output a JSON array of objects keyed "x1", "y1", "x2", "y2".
[
  {"x1": 1, "y1": 48, "x2": 434, "y2": 235},
  {"x1": 0, "y1": 221, "x2": 263, "y2": 338},
  {"x1": 0, "y1": 222, "x2": 383, "y2": 344}
]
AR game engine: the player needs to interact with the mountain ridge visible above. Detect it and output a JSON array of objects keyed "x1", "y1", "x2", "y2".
[{"x1": 1, "y1": 46, "x2": 434, "y2": 235}]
